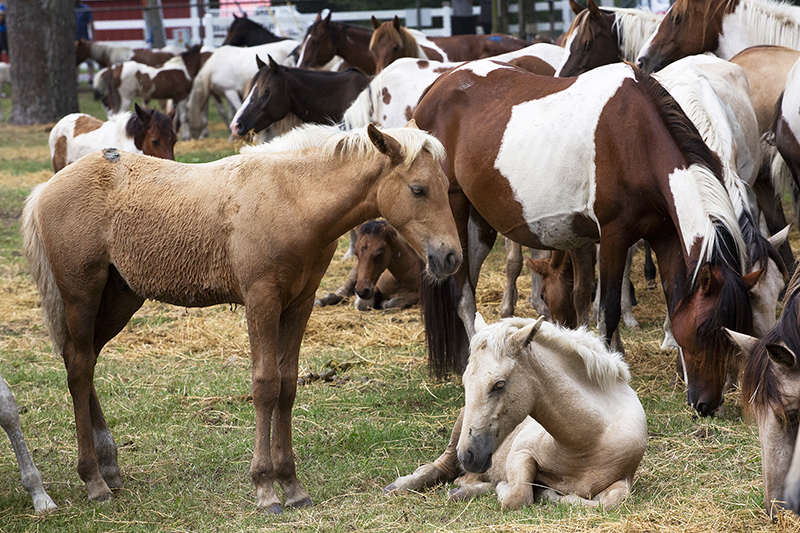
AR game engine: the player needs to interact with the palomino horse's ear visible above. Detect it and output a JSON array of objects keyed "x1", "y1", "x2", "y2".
[
  {"x1": 741, "y1": 268, "x2": 765, "y2": 291},
  {"x1": 509, "y1": 316, "x2": 546, "y2": 354},
  {"x1": 256, "y1": 55, "x2": 267, "y2": 70},
  {"x1": 371, "y1": 16, "x2": 381, "y2": 29},
  {"x1": 475, "y1": 312, "x2": 488, "y2": 333},
  {"x1": 769, "y1": 225, "x2": 792, "y2": 248},
  {"x1": 767, "y1": 342, "x2": 799, "y2": 370},
  {"x1": 367, "y1": 123, "x2": 404, "y2": 165},
  {"x1": 393, "y1": 16, "x2": 402, "y2": 30},
  {"x1": 723, "y1": 328, "x2": 758, "y2": 357},
  {"x1": 587, "y1": 0, "x2": 602, "y2": 16},
  {"x1": 569, "y1": 0, "x2": 585, "y2": 15}
]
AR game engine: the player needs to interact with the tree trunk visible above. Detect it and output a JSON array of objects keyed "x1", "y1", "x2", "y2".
[
  {"x1": 144, "y1": 0, "x2": 167, "y2": 49},
  {"x1": 6, "y1": 0, "x2": 77, "y2": 124}
]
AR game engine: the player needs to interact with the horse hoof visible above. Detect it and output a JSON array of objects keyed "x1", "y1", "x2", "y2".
[
  {"x1": 263, "y1": 503, "x2": 282, "y2": 515},
  {"x1": 383, "y1": 483, "x2": 398, "y2": 494},
  {"x1": 90, "y1": 489, "x2": 113, "y2": 502},
  {"x1": 448, "y1": 487, "x2": 467, "y2": 501},
  {"x1": 289, "y1": 496, "x2": 312, "y2": 509}
]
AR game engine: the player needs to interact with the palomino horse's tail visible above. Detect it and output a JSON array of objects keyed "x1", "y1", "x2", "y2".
[
  {"x1": 421, "y1": 275, "x2": 468, "y2": 380},
  {"x1": 22, "y1": 184, "x2": 67, "y2": 356}
]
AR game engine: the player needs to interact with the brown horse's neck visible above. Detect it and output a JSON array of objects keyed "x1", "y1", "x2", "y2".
[{"x1": 338, "y1": 24, "x2": 377, "y2": 74}]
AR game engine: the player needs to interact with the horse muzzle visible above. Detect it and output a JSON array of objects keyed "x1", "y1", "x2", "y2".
[
  {"x1": 687, "y1": 386, "x2": 723, "y2": 417},
  {"x1": 426, "y1": 244, "x2": 462, "y2": 280},
  {"x1": 458, "y1": 441, "x2": 493, "y2": 474}
]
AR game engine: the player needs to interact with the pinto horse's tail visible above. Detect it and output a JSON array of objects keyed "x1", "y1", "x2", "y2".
[
  {"x1": 421, "y1": 275, "x2": 468, "y2": 379},
  {"x1": 22, "y1": 184, "x2": 67, "y2": 357}
]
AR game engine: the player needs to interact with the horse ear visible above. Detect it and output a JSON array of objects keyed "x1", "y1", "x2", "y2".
[
  {"x1": 723, "y1": 328, "x2": 758, "y2": 357},
  {"x1": 741, "y1": 268, "x2": 764, "y2": 291},
  {"x1": 405, "y1": 118, "x2": 419, "y2": 129},
  {"x1": 475, "y1": 312, "x2": 488, "y2": 333},
  {"x1": 367, "y1": 123, "x2": 404, "y2": 165},
  {"x1": 233, "y1": 13, "x2": 239, "y2": 20},
  {"x1": 697, "y1": 263, "x2": 717, "y2": 293},
  {"x1": 769, "y1": 225, "x2": 792, "y2": 248},
  {"x1": 569, "y1": 0, "x2": 586, "y2": 15},
  {"x1": 268, "y1": 55, "x2": 281, "y2": 71},
  {"x1": 393, "y1": 16, "x2": 402, "y2": 30},
  {"x1": 587, "y1": 0, "x2": 602, "y2": 16},
  {"x1": 324, "y1": 11, "x2": 332, "y2": 24},
  {"x1": 256, "y1": 55, "x2": 267, "y2": 70},
  {"x1": 526, "y1": 257, "x2": 552, "y2": 277},
  {"x1": 134, "y1": 103, "x2": 150, "y2": 122},
  {"x1": 767, "y1": 342, "x2": 798, "y2": 370},
  {"x1": 371, "y1": 16, "x2": 381, "y2": 29},
  {"x1": 167, "y1": 108, "x2": 176, "y2": 122},
  {"x1": 509, "y1": 316, "x2": 546, "y2": 354}
]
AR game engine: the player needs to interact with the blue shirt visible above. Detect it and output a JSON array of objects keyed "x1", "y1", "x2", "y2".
[
  {"x1": 0, "y1": 4, "x2": 6, "y2": 34},
  {"x1": 76, "y1": 3, "x2": 93, "y2": 40}
]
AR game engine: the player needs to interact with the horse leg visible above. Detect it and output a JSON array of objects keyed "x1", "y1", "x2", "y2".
[
  {"x1": 385, "y1": 409, "x2": 465, "y2": 493},
  {"x1": 342, "y1": 229, "x2": 358, "y2": 260},
  {"x1": 597, "y1": 237, "x2": 628, "y2": 353},
  {"x1": 642, "y1": 241, "x2": 657, "y2": 288},
  {"x1": 448, "y1": 473, "x2": 493, "y2": 501},
  {"x1": 569, "y1": 244, "x2": 595, "y2": 328},
  {"x1": 461, "y1": 207, "x2": 496, "y2": 338},
  {"x1": 528, "y1": 248, "x2": 550, "y2": 317},
  {"x1": 315, "y1": 262, "x2": 357, "y2": 307},
  {"x1": 500, "y1": 239, "x2": 521, "y2": 318},
  {"x1": 620, "y1": 244, "x2": 640, "y2": 329},
  {"x1": 0, "y1": 374, "x2": 57, "y2": 512},
  {"x1": 753, "y1": 172, "x2": 795, "y2": 272}
]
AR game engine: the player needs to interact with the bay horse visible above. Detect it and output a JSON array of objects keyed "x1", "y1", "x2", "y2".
[
  {"x1": 21, "y1": 123, "x2": 461, "y2": 511},
  {"x1": 229, "y1": 55, "x2": 369, "y2": 137},
  {"x1": 298, "y1": 12, "x2": 376, "y2": 74},
  {"x1": 316, "y1": 219, "x2": 424, "y2": 311},
  {"x1": 1, "y1": 372, "x2": 58, "y2": 513},
  {"x1": 222, "y1": 14, "x2": 288, "y2": 46},
  {"x1": 386, "y1": 315, "x2": 647, "y2": 509},
  {"x1": 369, "y1": 16, "x2": 529, "y2": 73},
  {"x1": 636, "y1": 0, "x2": 800, "y2": 74},
  {"x1": 728, "y1": 266, "x2": 800, "y2": 519},
  {"x1": 49, "y1": 104, "x2": 176, "y2": 172},
  {"x1": 416, "y1": 59, "x2": 754, "y2": 417},
  {"x1": 75, "y1": 39, "x2": 176, "y2": 69}
]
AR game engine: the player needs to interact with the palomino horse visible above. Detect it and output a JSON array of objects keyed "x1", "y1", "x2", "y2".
[
  {"x1": 636, "y1": 0, "x2": 800, "y2": 73},
  {"x1": 186, "y1": 41, "x2": 299, "y2": 139},
  {"x1": 49, "y1": 104, "x2": 176, "y2": 172},
  {"x1": 369, "y1": 16, "x2": 528, "y2": 73},
  {"x1": 386, "y1": 315, "x2": 647, "y2": 509},
  {"x1": 75, "y1": 39, "x2": 175, "y2": 69},
  {"x1": 727, "y1": 267, "x2": 800, "y2": 519},
  {"x1": 316, "y1": 219, "x2": 424, "y2": 311},
  {"x1": 1, "y1": 372, "x2": 58, "y2": 513},
  {"x1": 230, "y1": 55, "x2": 369, "y2": 137},
  {"x1": 416, "y1": 60, "x2": 754, "y2": 417},
  {"x1": 22, "y1": 123, "x2": 461, "y2": 511},
  {"x1": 298, "y1": 12, "x2": 376, "y2": 74},
  {"x1": 222, "y1": 14, "x2": 288, "y2": 46}
]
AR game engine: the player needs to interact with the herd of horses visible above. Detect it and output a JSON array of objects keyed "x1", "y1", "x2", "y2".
[{"x1": 6, "y1": 0, "x2": 800, "y2": 522}]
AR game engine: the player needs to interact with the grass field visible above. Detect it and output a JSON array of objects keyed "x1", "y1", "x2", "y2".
[{"x1": 1, "y1": 93, "x2": 800, "y2": 532}]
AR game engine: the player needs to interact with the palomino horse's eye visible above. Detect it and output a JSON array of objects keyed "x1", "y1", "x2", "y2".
[
  {"x1": 409, "y1": 185, "x2": 425, "y2": 197},
  {"x1": 491, "y1": 380, "x2": 506, "y2": 392}
]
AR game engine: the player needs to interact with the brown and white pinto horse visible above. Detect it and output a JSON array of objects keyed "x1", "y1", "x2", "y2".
[
  {"x1": 369, "y1": 16, "x2": 529, "y2": 73},
  {"x1": 416, "y1": 60, "x2": 753, "y2": 417},
  {"x1": 22, "y1": 123, "x2": 461, "y2": 512},
  {"x1": 636, "y1": 0, "x2": 800, "y2": 73},
  {"x1": 48, "y1": 104, "x2": 176, "y2": 172},
  {"x1": 298, "y1": 12, "x2": 376, "y2": 74}
]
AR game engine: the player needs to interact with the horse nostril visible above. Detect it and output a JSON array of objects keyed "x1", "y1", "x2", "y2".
[
  {"x1": 694, "y1": 402, "x2": 711, "y2": 417},
  {"x1": 357, "y1": 288, "x2": 373, "y2": 299},
  {"x1": 445, "y1": 251, "x2": 457, "y2": 271}
]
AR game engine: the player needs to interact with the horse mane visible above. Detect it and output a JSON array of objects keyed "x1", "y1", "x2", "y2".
[
  {"x1": 471, "y1": 317, "x2": 630, "y2": 389},
  {"x1": 369, "y1": 21, "x2": 420, "y2": 58},
  {"x1": 358, "y1": 219, "x2": 389, "y2": 236},
  {"x1": 341, "y1": 84, "x2": 375, "y2": 129},
  {"x1": 241, "y1": 124, "x2": 446, "y2": 168},
  {"x1": 742, "y1": 267, "x2": 800, "y2": 422},
  {"x1": 612, "y1": 8, "x2": 664, "y2": 61}
]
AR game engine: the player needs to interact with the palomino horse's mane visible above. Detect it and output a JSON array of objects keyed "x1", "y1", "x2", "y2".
[
  {"x1": 742, "y1": 266, "x2": 800, "y2": 422},
  {"x1": 565, "y1": 7, "x2": 662, "y2": 62},
  {"x1": 471, "y1": 317, "x2": 630, "y2": 389},
  {"x1": 241, "y1": 124, "x2": 446, "y2": 168},
  {"x1": 369, "y1": 21, "x2": 420, "y2": 58}
]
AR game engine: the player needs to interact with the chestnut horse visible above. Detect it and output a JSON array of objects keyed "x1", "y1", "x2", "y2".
[
  {"x1": 49, "y1": 104, "x2": 176, "y2": 172},
  {"x1": 316, "y1": 219, "x2": 425, "y2": 311},
  {"x1": 298, "y1": 12, "x2": 376, "y2": 74},
  {"x1": 222, "y1": 14, "x2": 288, "y2": 46},
  {"x1": 416, "y1": 60, "x2": 753, "y2": 417},
  {"x1": 369, "y1": 16, "x2": 529, "y2": 73},
  {"x1": 22, "y1": 123, "x2": 461, "y2": 512},
  {"x1": 230, "y1": 55, "x2": 369, "y2": 137}
]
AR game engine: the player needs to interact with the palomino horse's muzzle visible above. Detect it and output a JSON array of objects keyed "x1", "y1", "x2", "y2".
[
  {"x1": 458, "y1": 434, "x2": 494, "y2": 474},
  {"x1": 426, "y1": 244, "x2": 462, "y2": 280}
]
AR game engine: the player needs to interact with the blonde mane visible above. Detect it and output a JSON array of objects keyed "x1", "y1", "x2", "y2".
[
  {"x1": 241, "y1": 123, "x2": 446, "y2": 168},
  {"x1": 471, "y1": 317, "x2": 630, "y2": 389}
]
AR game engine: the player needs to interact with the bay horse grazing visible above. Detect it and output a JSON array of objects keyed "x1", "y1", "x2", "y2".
[
  {"x1": 369, "y1": 16, "x2": 529, "y2": 73},
  {"x1": 222, "y1": 14, "x2": 288, "y2": 46},
  {"x1": 49, "y1": 104, "x2": 176, "y2": 172},
  {"x1": 386, "y1": 315, "x2": 647, "y2": 509},
  {"x1": 1, "y1": 372, "x2": 58, "y2": 513},
  {"x1": 316, "y1": 219, "x2": 424, "y2": 310},
  {"x1": 22, "y1": 123, "x2": 461, "y2": 511},
  {"x1": 416, "y1": 60, "x2": 754, "y2": 417},
  {"x1": 75, "y1": 39, "x2": 176, "y2": 69},
  {"x1": 298, "y1": 12, "x2": 376, "y2": 74},
  {"x1": 727, "y1": 267, "x2": 800, "y2": 519},
  {"x1": 230, "y1": 55, "x2": 370, "y2": 137},
  {"x1": 636, "y1": 0, "x2": 800, "y2": 74}
]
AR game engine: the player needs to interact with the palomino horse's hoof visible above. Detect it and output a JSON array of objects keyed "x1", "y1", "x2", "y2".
[{"x1": 383, "y1": 483, "x2": 398, "y2": 494}]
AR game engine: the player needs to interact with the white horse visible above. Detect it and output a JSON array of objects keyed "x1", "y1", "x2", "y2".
[
  {"x1": 1, "y1": 372, "x2": 57, "y2": 513},
  {"x1": 386, "y1": 315, "x2": 647, "y2": 509}
]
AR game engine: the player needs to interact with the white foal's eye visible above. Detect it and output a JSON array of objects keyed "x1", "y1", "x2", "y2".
[{"x1": 491, "y1": 380, "x2": 506, "y2": 393}]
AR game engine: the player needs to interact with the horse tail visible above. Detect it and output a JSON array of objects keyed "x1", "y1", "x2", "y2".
[
  {"x1": 22, "y1": 184, "x2": 67, "y2": 356},
  {"x1": 187, "y1": 54, "x2": 214, "y2": 138},
  {"x1": 421, "y1": 275, "x2": 467, "y2": 379}
]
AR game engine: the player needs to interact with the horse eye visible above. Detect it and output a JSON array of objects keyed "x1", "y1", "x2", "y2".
[
  {"x1": 409, "y1": 185, "x2": 425, "y2": 197},
  {"x1": 393, "y1": 45, "x2": 400, "y2": 52},
  {"x1": 491, "y1": 380, "x2": 506, "y2": 392},
  {"x1": 152, "y1": 140, "x2": 159, "y2": 147}
]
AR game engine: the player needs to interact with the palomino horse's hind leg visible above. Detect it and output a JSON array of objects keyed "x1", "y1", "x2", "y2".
[{"x1": 0, "y1": 373, "x2": 57, "y2": 512}]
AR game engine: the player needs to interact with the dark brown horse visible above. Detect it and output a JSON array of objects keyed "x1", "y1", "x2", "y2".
[
  {"x1": 222, "y1": 13, "x2": 288, "y2": 46},
  {"x1": 229, "y1": 55, "x2": 370, "y2": 137},
  {"x1": 298, "y1": 12, "x2": 376, "y2": 74},
  {"x1": 369, "y1": 16, "x2": 529, "y2": 72},
  {"x1": 416, "y1": 59, "x2": 754, "y2": 417}
]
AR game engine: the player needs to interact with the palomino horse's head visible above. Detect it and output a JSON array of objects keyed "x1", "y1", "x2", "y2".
[
  {"x1": 370, "y1": 16, "x2": 420, "y2": 73},
  {"x1": 728, "y1": 269, "x2": 800, "y2": 518},
  {"x1": 230, "y1": 55, "x2": 291, "y2": 137},
  {"x1": 367, "y1": 122, "x2": 461, "y2": 279},
  {"x1": 353, "y1": 220, "x2": 393, "y2": 302},
  {"x1": 557, "y1": 0, "x2": 621, "y2": 77},
  {"x1": 298, "y1": 12, "x2": 337, "y2": 69},
  {"x1": 130, "y1": 104, "x2": 177, "y2": 161},
  {"x1": 636, "y1": 0, "x2": 729, "y2": 73}
]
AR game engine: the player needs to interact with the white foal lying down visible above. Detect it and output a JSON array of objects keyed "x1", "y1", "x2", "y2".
[{"x1": 387, "y1": 315, "x2": 647, "y2": 509}]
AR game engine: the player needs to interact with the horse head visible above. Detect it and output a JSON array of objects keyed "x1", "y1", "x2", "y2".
[
  {"x1": 354, "y1": 220, "x2": 392, "y2": 302},
  {"x1": 131, "y1": 104, "x2": 177, "y2": 161},
  {"x1": 370, "y1": 16, "x2": 420, "y2": 73},
  {"x1": 557, "y1": 0, "x2": 620, "y2": 77},
  {"x1": 298, "y1": 11, "x2": 336, "y2": 69},
  {"x1": 230, "y1": 55, "x2": 292, "y2": 137},
  {"x1": 526, "y1": 253, "x2": 575, "y2": 327}
]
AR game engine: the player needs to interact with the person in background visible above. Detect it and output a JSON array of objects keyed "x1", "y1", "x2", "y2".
[
  {"x1": 0, "y1": 3, "x2": 8, "y2": 63},
  {"x1": 451, "y1": 0, "x2": 476, "y2": 35},
  {"x1": 479, "y1": 0, "x2": 492, "y2": 35},
  {"x1": 75, "y1": 1, "x2": 94, "y2": 85}
]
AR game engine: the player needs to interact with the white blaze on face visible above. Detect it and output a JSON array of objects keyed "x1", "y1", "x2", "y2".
[
  {"x1": 230, "y1": 89, "x2": 255, "y2": 132},
  {"x1": 668, "y1": 167, "x2": 707, "y2": 255},
  {"x1": 492, "y1": 63, "x2": 631, "y2": 247}
]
